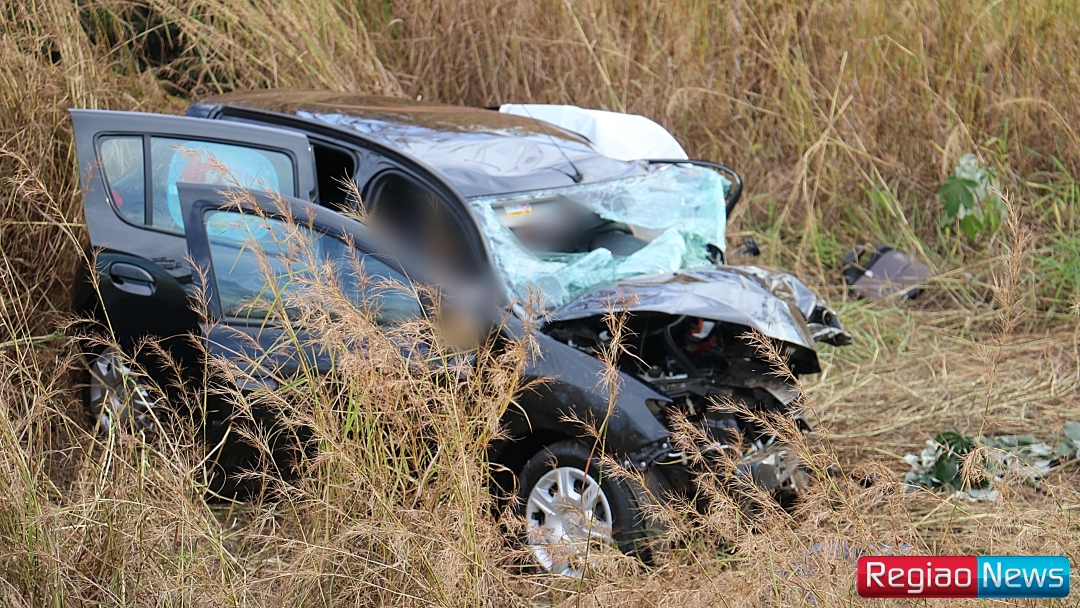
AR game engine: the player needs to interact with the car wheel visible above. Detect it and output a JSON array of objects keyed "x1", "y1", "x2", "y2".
[
  {"x1": 84, "y1": 347, "x2": 157, "y2": 436},
  {"x1": 517, "y1": 439, "x2": 654, "y2": 576}
]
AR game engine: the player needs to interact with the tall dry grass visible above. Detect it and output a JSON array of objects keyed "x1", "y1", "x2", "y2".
[
  {"x1": 2, "y1": 1, "x2": 1080, "y2": 606},
  {"x1": 7, "y1": 0, "x2": 1080, "y2": 318}
]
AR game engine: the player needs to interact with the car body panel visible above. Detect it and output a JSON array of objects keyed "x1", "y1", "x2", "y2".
[
  {"x1": 176, "y1": 183, "x2": 671, "y2": 459},
  {"x1": 70, "y1": 109, "x2": 319, "y2": 348},
  {"x1": 501, "y1": 317, "x2": 672, "y2": 456},
  {"x1": 550, "y1": 266, "x2": 817, "y2": 350}
]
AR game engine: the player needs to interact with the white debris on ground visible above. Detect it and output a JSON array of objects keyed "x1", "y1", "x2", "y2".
[{"x1": 903, "y1": 422, "x2": 1080, "y2": 501}]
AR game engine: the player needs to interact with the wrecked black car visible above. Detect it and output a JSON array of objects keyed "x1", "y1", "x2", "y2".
[{"x1": 71, "y1": 91, "x2": 849, "y2": 575}]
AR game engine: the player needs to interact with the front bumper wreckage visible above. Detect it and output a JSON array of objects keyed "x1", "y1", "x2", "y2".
[
  {"x1": 502, "y1": 261, "x2": 844, "y2": 508},
  {"x1": 544, "y1": 265, "x2": 842, "y2": 500}
]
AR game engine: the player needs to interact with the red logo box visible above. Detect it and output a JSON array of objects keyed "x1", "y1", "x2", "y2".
[{"x1": 858, "y1": 556, "x2": 979, "y2": 598}]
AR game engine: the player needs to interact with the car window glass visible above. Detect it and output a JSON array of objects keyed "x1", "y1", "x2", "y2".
[
  {"x1": 154, "y1": 138, "x2": 296, "y2": 233},
  {"x1": 98, "y1": 136, "x2": 146, "y2": 225},
  {"x1": 204, "y1": 210, "x2": 421, "y2": 324},
  {"x1": 318, "y1": 234, "x2": 425, "y2": 325}
]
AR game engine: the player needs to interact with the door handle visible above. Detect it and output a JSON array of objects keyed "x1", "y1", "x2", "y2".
[{"x1": 108, "y1": 262, "x2": 156, "y2": 296}]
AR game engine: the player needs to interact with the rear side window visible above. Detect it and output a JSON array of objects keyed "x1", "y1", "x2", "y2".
[
  {"x1": 204, "y1": 210, "x2": 422, "y2": 324},
  {"x1": 97, "y1": 136, "x2": 296, "y2": 234},
  {"x1": 98, "y1": 137, "x2": 146, "y2": 225}
]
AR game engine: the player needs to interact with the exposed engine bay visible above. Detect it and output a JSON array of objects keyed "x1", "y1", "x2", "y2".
[
  {"x1": 548, "y1": 312, "x2": 802, "y2": 430},
  {"x1": 544, "y1": 311, "x2": 814, "y2": 495}
]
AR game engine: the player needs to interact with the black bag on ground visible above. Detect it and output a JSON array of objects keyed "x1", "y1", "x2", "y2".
[{"x1": 842, "y1": 244, "x2": 931, "y2": 300}]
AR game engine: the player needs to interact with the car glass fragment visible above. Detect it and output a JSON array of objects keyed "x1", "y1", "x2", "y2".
[{"x1": 468, "y1": 164, "x2": 730, "y2": 308}]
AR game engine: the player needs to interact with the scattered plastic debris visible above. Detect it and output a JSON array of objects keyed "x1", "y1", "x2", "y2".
[{"x1": 903, "y1": 423, "x2": 1080, "y2": 501}]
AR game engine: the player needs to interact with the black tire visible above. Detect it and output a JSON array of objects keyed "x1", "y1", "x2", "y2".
[{"x1": 517, "y1": 439, "x2": 657, "y2": 570}]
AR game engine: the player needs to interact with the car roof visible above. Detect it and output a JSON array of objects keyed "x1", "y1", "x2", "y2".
[{"x1": 193, "y1": 90, "x2": 646, "y2": 198}]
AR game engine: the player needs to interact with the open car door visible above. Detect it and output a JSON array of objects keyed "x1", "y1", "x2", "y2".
[
  {"x1": 167, "y1": 182, "x2": 427, "y2": 493},
  {"x1": 70, "y1": 109, "x2": 318, "y2": 350}
]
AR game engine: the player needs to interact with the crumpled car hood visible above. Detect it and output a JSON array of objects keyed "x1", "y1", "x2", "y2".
[{"x1": 548, "y1": 265, "x2": 828, "y2": 350}]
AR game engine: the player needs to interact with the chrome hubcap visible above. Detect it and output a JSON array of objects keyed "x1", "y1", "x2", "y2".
[
  {"x1": 87, "y1": 348, "x2": 156, "y2": 434},
  {"x1": 525, "y1": 465, "x2": 614, "y2": 576}
]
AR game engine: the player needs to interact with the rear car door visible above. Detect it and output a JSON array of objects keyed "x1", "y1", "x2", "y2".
[{"x1": 70, "y1": 110, "x2": 317, "y2": 349}]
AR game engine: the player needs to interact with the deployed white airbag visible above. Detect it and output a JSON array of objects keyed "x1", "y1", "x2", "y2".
[{"x1": 498, "y1": 104, "x2": 688, "y2": 162}]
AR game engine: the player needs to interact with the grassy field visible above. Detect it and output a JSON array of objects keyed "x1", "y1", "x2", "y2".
[{"x1": 2, "y1": 1, "x2": 1080, "y2": 605}]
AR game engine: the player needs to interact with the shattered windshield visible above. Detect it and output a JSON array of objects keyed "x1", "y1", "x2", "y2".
[{"x1": 468, "y1": 164, "x2": 729, "y2": 308}]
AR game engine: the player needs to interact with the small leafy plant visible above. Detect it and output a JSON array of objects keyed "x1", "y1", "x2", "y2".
[{"x1": 939, "y1": 153, "x2": 1005, "y2": 240}]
